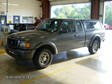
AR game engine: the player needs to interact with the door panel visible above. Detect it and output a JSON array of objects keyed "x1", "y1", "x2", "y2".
[
  {"x1": 54, "y1": 20, "x2": 85, "y2": 52},
  {"x1": 55, "y1": 32, "x2": 78, "y2": 52},
  {"x1": 74, "y1": 21, "x2": 86, "y2": 47}
]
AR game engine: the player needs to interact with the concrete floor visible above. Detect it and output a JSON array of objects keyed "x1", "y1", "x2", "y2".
[{"x1": 0, "y1": 30, "x2": 112, "y2": 84}]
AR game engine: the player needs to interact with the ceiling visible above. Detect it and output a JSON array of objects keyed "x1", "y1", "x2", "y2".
[
  {"x1": 37, "y1": 0, "x2": 90, "y2": 5},
  {"x1": 49, "y1": 0, "x2": 90, "y2": 5}
]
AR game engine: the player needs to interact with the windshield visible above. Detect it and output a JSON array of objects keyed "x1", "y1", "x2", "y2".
[{"x1": 36, "y1": 19, "x2": 62, "y2": 32}]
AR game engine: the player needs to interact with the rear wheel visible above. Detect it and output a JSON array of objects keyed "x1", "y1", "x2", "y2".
[
  {"x1": 88, "y1": 39, "x2": 100, "y2": 54},
  {"x1": 33, "y1": 48, "x2": 53, "y2": 69}
]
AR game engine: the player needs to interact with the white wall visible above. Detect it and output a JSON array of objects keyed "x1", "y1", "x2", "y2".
[
  {"x1": 0, "y1": 0, "x2": 6, "y2": 14},
  {"x1": 0, "y1": 0, "x2": 42, "y2": 23}
]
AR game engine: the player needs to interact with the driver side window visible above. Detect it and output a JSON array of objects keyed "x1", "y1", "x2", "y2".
[
  {"x1": 37, "y1": 20, "x2": 61, "y2": 32},
  {"x1": 61, "y1": 20, "x2": 75, "y2": 33}
]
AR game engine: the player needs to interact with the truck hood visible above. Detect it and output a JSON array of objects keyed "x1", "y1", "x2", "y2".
[{"x1": 9, "y1": 30, "x2": 53, "y2": 41}]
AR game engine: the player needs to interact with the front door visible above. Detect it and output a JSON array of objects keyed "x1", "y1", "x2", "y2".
[
  {"x1": 55, "y1": 20, "x2": 85, "y2": 52},
  {"x1": 55, "y1": 20, "x2": 76, "y2": 52}
]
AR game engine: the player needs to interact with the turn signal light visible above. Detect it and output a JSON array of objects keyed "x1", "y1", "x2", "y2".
[{"x1": 25, "y1": 43, "x2": 30, "y2": 48}]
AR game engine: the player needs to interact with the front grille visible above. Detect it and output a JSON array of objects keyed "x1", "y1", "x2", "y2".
[{"x1": 7, "y1": 37, "x2": 20, "y2": 48}]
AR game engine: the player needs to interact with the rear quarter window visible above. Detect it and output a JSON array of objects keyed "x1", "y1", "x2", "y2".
[{"x1": 85, "y1": 21, "x2": 102, "y2": 30}]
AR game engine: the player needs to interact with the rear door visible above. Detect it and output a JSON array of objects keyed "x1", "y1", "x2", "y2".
[{"x1": 74, "y1": 20, "x2": 86, "y2": 47}]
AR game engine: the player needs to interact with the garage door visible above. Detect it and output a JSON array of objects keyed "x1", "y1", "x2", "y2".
[{"x1": 50, "y1": 0, "x2": 90, "y2": 5}]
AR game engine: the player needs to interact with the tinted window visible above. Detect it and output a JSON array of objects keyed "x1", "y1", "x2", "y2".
[
  {"x1": 37, "y1": 19, "x2": 61, "y2": 32},
  {"x1": 61, "y1": 20, "x2": 76, "y2": 33},
  {"x1": 75, "y1": 21, "x2": 83, "y2": 32},
  {"x1": 85, "y1": 21, "x2": 101, "y2": 30}
]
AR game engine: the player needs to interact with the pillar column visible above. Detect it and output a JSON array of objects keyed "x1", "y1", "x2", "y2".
[
  {"x1": 91, "y1": 0, "x2": 100, "y2": 19},
  {"x1": 41, "y1": 0, "x2": 50, "y2": 19}
]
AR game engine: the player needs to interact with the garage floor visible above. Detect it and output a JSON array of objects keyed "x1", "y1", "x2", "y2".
[{"x1": 0, "y1": 31, "x2": 112, "y2": 84}]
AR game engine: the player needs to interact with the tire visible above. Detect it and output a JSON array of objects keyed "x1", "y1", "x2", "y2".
[
  {"x1": 88, "y1": 39, "x2": 100, "y2": 54},
  {"x1": 33, "y1": 48, "x2": 53, "y2": 69}
]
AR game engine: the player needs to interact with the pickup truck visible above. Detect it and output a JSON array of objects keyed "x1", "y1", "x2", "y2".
[{"x1": 6, "y1": 19, "x2": 105, "y2": 69}]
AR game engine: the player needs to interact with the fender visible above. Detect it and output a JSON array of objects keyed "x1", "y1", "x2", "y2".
[
  {"x1": 34, "y1": 41, "x2": 58, "y2": 54},
  {"x1": 88, "y1": 34, "x2": 101, "y2": 47}
]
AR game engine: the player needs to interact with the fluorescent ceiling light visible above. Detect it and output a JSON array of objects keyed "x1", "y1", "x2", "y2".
[{"x1": 1, "y1": 3, "x2": 19, "y2": 6}]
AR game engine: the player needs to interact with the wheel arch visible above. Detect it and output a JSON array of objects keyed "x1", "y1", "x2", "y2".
[
  {"x1": 34, "y1": 42, "x2": 58, "y2": 56},
  {"x1": 89, "y1": 35, "x2": 101, "y2": 48}
]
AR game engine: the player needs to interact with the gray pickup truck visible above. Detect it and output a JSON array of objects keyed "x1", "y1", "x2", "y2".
[{"x1": 6, "y1": 19, "x2": 105, "y2": 69}]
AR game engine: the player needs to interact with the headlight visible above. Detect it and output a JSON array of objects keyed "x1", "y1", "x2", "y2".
[{"x1": 20, "y1": 41, "x2": 30, "y2": 48}]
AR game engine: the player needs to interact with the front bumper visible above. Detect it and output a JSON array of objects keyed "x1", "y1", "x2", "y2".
[{"x1": 5, "y1": 46, "x2": 36, "y2": 60}]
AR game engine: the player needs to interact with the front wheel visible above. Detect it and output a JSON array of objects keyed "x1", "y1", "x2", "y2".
[
  {"x1": 88, "y1": 39, "x2": 100, "y2": 54},
  {"x1": 33, "y1": 48, "x2": 53, "y2": 69}
]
